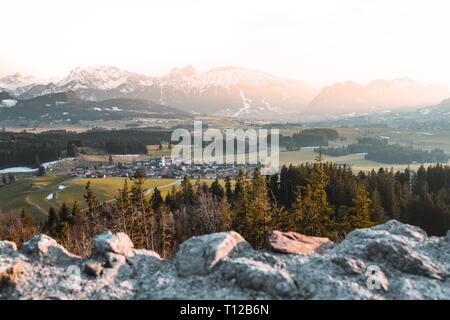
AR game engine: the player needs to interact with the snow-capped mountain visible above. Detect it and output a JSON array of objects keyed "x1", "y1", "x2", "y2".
[
  {"x1": 306, "y1": 78, "x2": 450, "y2": 116},
  {"x1": 0, "y1": 72, "x2": 37, "y2": 91},
  {"x1": 14, "y1": 65, "x2": 318, "y2": 119},
  {"x1": 57, "y1": 66, "x2": 154, "y2": 90},
  {"x1": 4, "y1": 66, "x2": 449, "y2": 120},
  {"x1": 0, "y1": 72, "x2": 59, "y2": 97}
]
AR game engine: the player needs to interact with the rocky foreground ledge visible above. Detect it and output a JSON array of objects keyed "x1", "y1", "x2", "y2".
[{"x1": 0, "y1": 220, "x2": 449, "y2": 300}]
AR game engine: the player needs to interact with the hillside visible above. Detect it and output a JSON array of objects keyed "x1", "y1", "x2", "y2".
[{"x1": 0, "y1": 91, "x2": 187, "y2": 124}]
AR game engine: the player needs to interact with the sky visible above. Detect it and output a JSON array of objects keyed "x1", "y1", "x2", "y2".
[{"x1": 1, "y1": 0, "x2": 449, "y2": 89}]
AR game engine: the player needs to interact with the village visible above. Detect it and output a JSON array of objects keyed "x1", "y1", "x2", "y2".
[{"x1": 70, "y1": 156, "x2": 261, "y2": 180}]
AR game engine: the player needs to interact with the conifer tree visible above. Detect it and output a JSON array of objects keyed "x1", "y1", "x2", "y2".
[
  {"x1": 58, "y1": 202, "x2": 71, "y2": 223},
  {"x1": 181, "y1": 176, "x2": 194, "y2": 205},
  {"x1": 45, "y1": 206, "x2": 59, "y2": 235},
  {"x1": 349, "y1": 186, "x2": 375, "y2": 229},
  {"x1": 232, "y1": 179, "x2": 250, "y2": 238},
  {"x1": 70, "y1": 201, "x2": 82, "y2": 225},
  {"x1": 84, "y1": 181, "x2": 99, "y2": 213},
  {"x1": 21, "y1": 208, "x2": 34, "y2": 227},
  {"x1": 245, "y1": 168, "x2": 272, "y2": 248},
  {"x1": 370, "y1": 189, "x2": 386, "y2": 223},
  {"x1": 295, "y1": 150, "x2": 335, "y2": 237},
  {"x1": 150, "y1": 187, "x2": 163, "y2": 212},
  {"x1": 117, "y1": 179, "x2": 131, "y2": 208},
  {"x1": 131, "y1": 170, "x2": 146, "y2": 207},
  {"x1": 233, "y1": 169, "x2": 245, "y2": 202},
  {"x1": 209, "y1": 177, "x2": 224, "y2": 200},
  {"x1": 224, "y1": 176, "x2": 233, "y2": 202}
]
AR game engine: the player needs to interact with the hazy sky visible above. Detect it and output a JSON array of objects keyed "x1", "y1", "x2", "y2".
[{"x1": 1, "y1": 0, "x2": 449, "y2": 89}]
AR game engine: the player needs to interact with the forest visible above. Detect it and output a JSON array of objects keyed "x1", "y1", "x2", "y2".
[
  {"x1": 1, "y1": 154, "x2": 448, "y2": 259},
  {"x1": 280, "y1": 128, "x2": 339, "y2": 149},
  {"x1": 322, "y1": 137, "x2": 448, "y2": 164},
  {"x1": 0, "y1": 129, "x2": 173, "y2": 169}
]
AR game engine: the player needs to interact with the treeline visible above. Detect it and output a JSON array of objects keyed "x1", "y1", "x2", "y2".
[
  {"x1": 2, "y1": 156, "x2": 448, "y2": 258},
  {"x1": 0, "y1": 129, "x2": 173, "y2": 169},
  {"x1": 322, "y1": 137, "x2": 449, "y2": 164},
  {"x1": 280, "y1": 128, "x2": 339, "y2": 149},
  {"x1": 1, "y1": 173, "x2": 17, "y2": 186}
]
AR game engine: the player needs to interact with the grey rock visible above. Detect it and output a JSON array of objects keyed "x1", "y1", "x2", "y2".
[
  {"x1": 266, "y1": 231, "x2": 333, "y2": 254},
  {"x1": 220, "y1": 257, "x2": 298, "y2": 297},
  {"x1": 127, "y1": 249, "x2": 161, "y2": 275},
  {"x1": 366, "y1": 241, "x2": 445, "y2": 280},
  {"x1": 0, "y1": 241, "x2": 17, "y2": 255},
  {"x1": 175, "y1": 231, "x2": 252, "y2": 276},
  {"x1": 0, "y1": 262, "x2": 22, "y2": 286},
  {"x1": 92, "y1": 231, "x2": 134, "y2": 257},
  {"x1": 20, "y1": 234, "x2": 81, "y2": 265},
  {"x1": 104, "y1": 252, "x2": 126, "y2": 268},
  {"x1": 84, "y1": 263, "x2": 103, "y2": 278},
  {"x1": 332, "y1": 256, "x2": 366, "y2": 275},
  {"x1": 0, "y1": 221, "x2": 448, "y2": 300}
]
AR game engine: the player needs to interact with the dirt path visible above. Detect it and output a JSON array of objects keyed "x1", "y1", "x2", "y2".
[{"x1": 25, "y1": 195, "x2": 48, "y2": 217}]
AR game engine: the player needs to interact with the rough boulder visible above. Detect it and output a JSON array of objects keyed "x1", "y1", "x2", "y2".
[
  {"x1": 0, "y1": 220, "x2": 448, "y2": 300},
  {"x1": 265, "y1": 231, "x2": 333, "y2": 254}
]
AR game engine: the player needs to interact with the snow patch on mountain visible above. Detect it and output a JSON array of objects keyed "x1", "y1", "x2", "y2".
[
  {"x1": 58, "y1": 66, "x2": 154, "y2": 90},
  {"x1": 0, "y1": 99, "x2": 17, "y2": 108}
]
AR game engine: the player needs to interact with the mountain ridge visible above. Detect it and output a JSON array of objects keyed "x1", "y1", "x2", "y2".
[
  {"x1": 307, "y1": 77, "x2": 450, "y2": 117},
  {"x1": 1, "y1": 66, "x2": 449, "y2": 120}
]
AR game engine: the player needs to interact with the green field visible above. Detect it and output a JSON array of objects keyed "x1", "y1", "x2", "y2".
[
  {"x1": 0, "y1": 175, "x2": 70, "y2": 222},
  {"x1": 333, "y1": 128, "x2": 450, "y2": 152},
  {"x1": 0, "y1": 176, "x2": 179, "y2": 222},
  {"x1": 278, "y1": 127, "x2": 450, "y2": 172},
  {"x1": 0, "y1": 175, "x2": 237, "y2": 222}
]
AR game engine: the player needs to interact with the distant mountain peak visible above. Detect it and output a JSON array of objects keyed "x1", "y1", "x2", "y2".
[
  {"x1": 169, "y1": 65, "x2": 197, "y2": 78},
  {"x1": 307, "y1": 78, "x2": 450, "y2": 117}
]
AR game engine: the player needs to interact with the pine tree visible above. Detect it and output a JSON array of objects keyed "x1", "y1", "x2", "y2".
[
  {"x1": 267, "y1": 173, "x2": 279, "y2": 204},
  {"x1": 45, "y1": 206, "x2": 59, "y2": 235},
  {"x1": 349, "y1": 186, "x2": 375, "y2": 229},
  {"x1": 21, "y1": 208, "x2": 34, "y2": 226},
  {"x1": 70, "y1": 201, "x2": 82, "y2": 225},
  {"x1": 209, "y1": 177, "x2": 224, "y2": 200},
  {"x1": 246, "y1": 168, "x2": 272, "y2": 248},
  {"x1": 55, "y1": 221, "x2": 70, "y2": 240},
  {"x1": 58, "y1": 202, "x2": 71, "y2": 223},
  {"x1": 181, "y1": 176, "x2": 194, "y2": 205},
  {"x1": 225, "y1": 176, "x2": 233, "y2": 202},
  {"x1": 84, "y1": 181, "x2": 99, "y2": 213},
  {"x1": 233, "y1": 169, "x2": 245, "y2": 202},
  {"x1": 151, "y1": 187, "x2": 163, "y2": 212},
  {"x1": 295, "y1": 150, "x2": 335, "y2": 237},
  {"x1": 131, "y1": 170, "x2": 150, "y2": 249},
  {"x1": 131, "y1": 170, "x2": 146, "y2": 207},
  {"x1": 370, "y1": 189, "x2": 386, "y2": 223},
  {"x1": 232, "y1": 180, "x2": 250, "y2": 238},
  {"x1": 8, "y1": 173, "x2": 16, "y2": 183}
]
